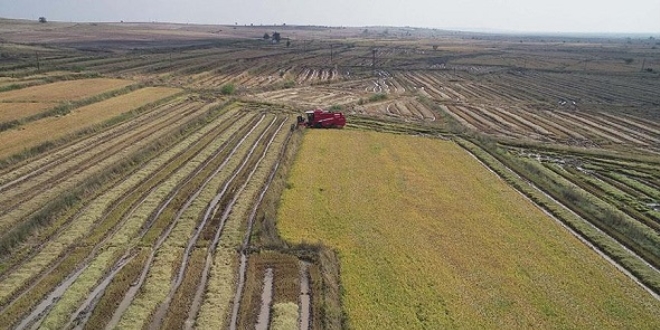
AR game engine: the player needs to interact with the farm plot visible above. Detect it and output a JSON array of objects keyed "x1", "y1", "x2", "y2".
[
  {"x1": 438, "y1": 104, "x2": 660, "y2": 149},
  {"x1": 0, "y1": 100, "x2": 293, "y2": 329},
  {"x1": 0, "y1": 78, "x2": 135, "y2": 125},
  {"x1": 0, "y1": 102, "x2": 53, "y2": 124},
  {"x1": 277, "y1": 130, "x2": 660, "y2": 329},
  {"x1": 0, "y1": 86, "x2": 180, "y2": 159},
  {"x1": 0, "y1": 78, "x2": 133, "y2": 103},
  {"x1": 0, "y1": 99, "x2": 211, "y2": 246},
  {"x1": 353, "y1": 97, "x2": 436, "y2": 122},
  {"x1": 509, "y1": 147, "x2": 660, "y2": 258},
  {"x1": 251, "y1": 87, "x2": 360, "y2": 108}
]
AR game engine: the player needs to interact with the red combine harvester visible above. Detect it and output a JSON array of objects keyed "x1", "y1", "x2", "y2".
[{"x1": 297, "y1": 109, "x2": 346, "y2": 128}]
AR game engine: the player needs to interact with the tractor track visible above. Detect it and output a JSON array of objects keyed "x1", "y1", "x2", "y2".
[{"x1": 0, "y1": 108, "x2": 250, "y2": 329}]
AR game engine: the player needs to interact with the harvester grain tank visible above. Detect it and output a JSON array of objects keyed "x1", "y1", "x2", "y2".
[{"x1": 297, "y1": 109, "x2": 346, "y2": 128}]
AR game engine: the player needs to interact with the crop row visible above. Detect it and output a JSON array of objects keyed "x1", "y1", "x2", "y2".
[
  {"x1": 0, "y1": 97, "x2": 293, "y2": 329},
  {"x1": 0, "y1": 102, "x2": 245, "y2": 326},
  {"x1": 459, "y1": 138, "x2": 660, "y2": 295},
  {"x1": 0, "y1": 97, "x2": 206, "y2": 258},
  {"x1": 437, "y1": 102, "x2": 660, "y2": 150},
  {"x1": 354, "y1": 97, "x2": 436, "y2": 122}
]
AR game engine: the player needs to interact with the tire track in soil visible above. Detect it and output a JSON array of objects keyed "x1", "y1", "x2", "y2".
[
  {"x1": 148, "y1": 116, "x2": 284, "y2": 330},
  {"x1": 524, "y1": 110, "x2": 586, "y2": 140},
  {"x1": 299, "y1": 262, "x2": 311, "y2": 330},
  {"x1": 546, "y1": 111, "x2": 624, "y2": 144},
  {"x1": 254, "y1": 268, "x2": 274, "y2": 330},
  {"x1": 439, "y1": 105, "x2": 478, "y2": 131},
  {"x1": 584, "y1": 113, "x2": 660, "y2": 145},
  {"x1": 103, "y1": 114, "x2": 268, "y2": 329},
  {"x1": 5, "y1": 108, "x2": 251, "y2": 329},
  {"x1": 587, "y1": 115, "x2": 658, "y2": 146},
  {"x1": 0, "y1": 107, "x2": 242, "y2": 288},
  {"x1": 58, "y1": 111, "x2": 252, "y2": 329},
  {"x1": 0, "y1": 102, "x2": 212, "y2": 287}
]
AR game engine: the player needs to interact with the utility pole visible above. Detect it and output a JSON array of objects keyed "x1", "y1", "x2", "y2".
[
  {"x1": 330, "y1": 44, "x2": 334, "y2": 64},
  {"x1": 641, "y1": 58, "x2": 646, "y2": 72},
  {"x1": 36, "y1": 51, "x2": 40, "y2": 72},
  {"x1": 372, "y1": 48, "x2": 377, "y2": 74}
]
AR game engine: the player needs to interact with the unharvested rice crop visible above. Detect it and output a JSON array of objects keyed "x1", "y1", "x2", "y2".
[
  {"x1": 270, "y1": 302, "x2": 298, "y2": 330},
  {"x1": 0, "y1": 87, "x2": 180, "y2": 159},
  {"x1": 277, "y1": 130, "x2": 660, "y2": 329},
  {"x1": 0, "y1": 78, "x2": 133, "y2": 102}
]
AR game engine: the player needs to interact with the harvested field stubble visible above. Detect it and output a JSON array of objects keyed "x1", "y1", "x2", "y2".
[
  {"x1": 0, "y1": 78, "x2": 133, "y2": 102},
  {"x1": 0, "y1": 86, "x2": 181, "y2": 159},
  {"x1": 0, "y1": 102, "x2": 238, "y2": 328},
  {"x1": 278, "y1": 130, "x2": 660, "y2": 329}
]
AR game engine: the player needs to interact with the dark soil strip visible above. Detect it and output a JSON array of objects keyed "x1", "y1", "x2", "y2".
[
  {"x1": 255, "y1": 268, "x2": 274, "y2": 330},
  {"x1": 228, "y1": 123, "x2": 294, "y2": 330},
  {"x1": 149, "y1": 117, "x2": 282, "y2": 330}
]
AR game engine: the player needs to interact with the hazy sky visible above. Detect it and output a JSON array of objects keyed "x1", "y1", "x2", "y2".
[{"x1": 1, "y1": 0, "x2": 659, "y2": 33}]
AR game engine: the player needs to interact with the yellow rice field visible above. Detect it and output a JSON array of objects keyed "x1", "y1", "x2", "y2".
[
  {"x1": 0, "y1": 87, "x2": 181, "y2": 159},
  {"x1": 0, "y1": 78, "x2": 133, "y2": 102},
  {"x1": 0, "y1": 102, "x2": 54, "y2": 123},
  {"x1": 277, "y1": 130, "x2": 660, "y2": 329}
]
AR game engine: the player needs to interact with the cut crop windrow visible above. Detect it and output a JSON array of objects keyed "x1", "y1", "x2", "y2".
[
  {"x1": 0, "y1": 101, "x2": 211, "y2": 281},
  {"x1": 151, "y1": 116, "x2": 285, "y2": 330},
  {"x1": 22, "y1": 109, "x2": 258, "y2": 330},
  {"x1": 0, "y1": 101, "x2": 202, "y2": 219},
  {"x1": 0, "y1": 102, "x2": 209, "y2": 254},
  {"x1": 0, "y1": 98, "x2": 188, "y2": 188},
  {"x1": 228, "y1": 121, "x2": 292, "y2": 330},
  {"x1": 135, "y1": 111, "x2": 265, "y2": 247},
  {"x1": 0, "y1": 103, "x2": 244, "y2": 328},
  {"x1": 0, "y1": 102, "x2": 206, "y2": 264},
  {"x1": 105, "y1": 114, "x2": 268, "y2": 329},
  {"x1": 55, "y1": 109, "x2": 255, "y2": 329}
]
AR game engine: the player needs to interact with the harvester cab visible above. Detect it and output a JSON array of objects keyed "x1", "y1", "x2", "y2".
[{"x1": 297, "y1": 109, "x2": 346, "y2": 128}]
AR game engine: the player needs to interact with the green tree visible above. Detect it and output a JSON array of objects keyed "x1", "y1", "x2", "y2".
[
  {"x1": 221, "y1": 83, "x2": 235, "y2": 95},
  {"x1": 272, "y1": 32, "x2": 281, "y2": 43}
]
